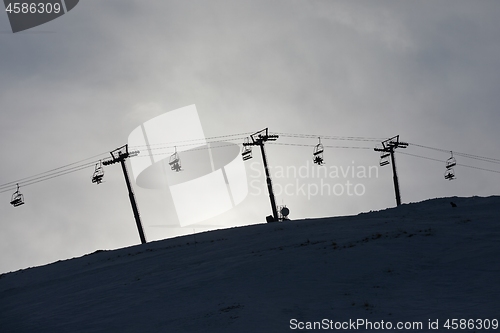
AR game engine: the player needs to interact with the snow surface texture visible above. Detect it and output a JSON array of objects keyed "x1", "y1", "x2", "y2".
[{"x1": 1, "y1": 196, "x2": 499, "y2": 332}]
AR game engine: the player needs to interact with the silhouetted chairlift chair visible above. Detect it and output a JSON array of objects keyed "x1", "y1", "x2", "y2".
[
  {"x1": 10, "y1": 183, "x2": 24, "y2": 207},
  {"x1": 169, "y1": 147, "x2": 182, "y2": 172},
  {"x1": 380, "y1": 151, "x2": 390, "y2": 166},
  {"x1": 91, "y1": 161, "x2": 104, "y2": 184},
  {"x1": 313, "y1": 137, "x2": 324, "y2": 165},
  {"x1": 444, "y1": 168, "x2": 456, "y2": 180},
  {"x1": 446, "y1": 151, "x2": 456, "y2": 169},
  {"x1": 242, "y1": 137, "x2": 252, "y2": 161}
]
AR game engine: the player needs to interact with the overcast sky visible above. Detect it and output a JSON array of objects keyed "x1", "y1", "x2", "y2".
[{"x1": 1, "y1": 0, "x2": 499, "y2": 273}]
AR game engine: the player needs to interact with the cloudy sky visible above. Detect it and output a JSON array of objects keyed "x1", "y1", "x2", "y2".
[{"x1": 1, "y1": 0, "x2": 499, "y2": 273}]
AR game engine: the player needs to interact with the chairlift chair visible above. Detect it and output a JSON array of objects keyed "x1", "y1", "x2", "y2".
[
  {"x1": 169, "y1": 147, "x2": 182, "y2": 172},
  {"x1": 313, "y1": 137, "x2": 324, "y2": 165},
  {"x1": 380, "y1": 151, "x2": 390, "y2": 166},
  {"x1": 242, "y1": 149, "x2": 252, "y2": 161},
  {"x1": 91, "y1": 161, "x2": 104, "y2": 184},
  {"x1": 10, "y1": 183, "x2": 24, "y2": 207},
  {"x1": 242, "y1": 137, "x2": 252, "y2": 161},
  {"x1": 446, "y1": 151, "x2": 456, "y2": 169}
]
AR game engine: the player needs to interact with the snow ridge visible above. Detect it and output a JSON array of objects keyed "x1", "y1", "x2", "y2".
[{"x1": 1, "y1": 196, "x2": 499, "y2": 332}]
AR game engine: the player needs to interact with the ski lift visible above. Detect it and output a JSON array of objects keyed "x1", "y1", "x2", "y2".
[
  {"x1": 10, "y1": 183, "x2": 24, "y2": 207},
  {"x1": 446, "y1": 151, "x2": 456, "y2": 169},
  {"x1": 91, "y1": 160, "x2": 104, "y2": 184},
  {"x1": 444, "y1": 168, "x2": 456, "y2": 180},
  {"x1": 379, "y1": 151, "x2": 390, "y2": 166},
  {"x1": 242, "y1": 137, "x2": 252, "y2": 161},
  {"x1": 444, "y1": 151, "x2": 456, "y2": 180},
  {"x1": 313, "y1": 137, "x2": 324, "y2": 165},
  {"x1": 169, "y1": 146, "x2": 182, "y2": 172}
]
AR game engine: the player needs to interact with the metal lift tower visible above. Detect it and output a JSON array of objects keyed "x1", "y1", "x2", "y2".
[
  {"x1": 103, "y1": 144, "x2": 146, "y2": 244},
  {"x1": 374, "y1": 135, "x2": 408, "y2": 207},
  {"x1": 243, "y1": 128, "x2": 279, "y2": 222}
]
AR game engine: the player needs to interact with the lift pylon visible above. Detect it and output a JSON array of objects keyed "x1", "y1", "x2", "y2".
[
  {"x1": 103, "y1": 144, "x2": 146, "y2": 244},
  {"x1": 374, "y1": 135, "x2": 408, "y2": 207},
  {"x1": 243, "y1": 128, "x2": 279, "y2": 222}
]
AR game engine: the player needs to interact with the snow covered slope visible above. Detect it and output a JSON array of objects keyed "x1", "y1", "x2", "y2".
[{"x1": 1, "y1": 196, "x2": 499, "y2": 332}]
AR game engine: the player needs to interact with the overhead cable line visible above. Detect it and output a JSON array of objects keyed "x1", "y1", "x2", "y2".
[
  {"x1": 0, "y1": 151, "x2": 109, "y2": 191},
  {"x1": 408, "y1": 142, "x2": 500, "y2": 164},
  {"x1": 3, "y1": 132, "x2": 500, "y2": 197},
  {"x1": 272, "y1": 132, "x2": 385, "y2": 142},
  {"x1": 128, "y1": 132, "x2": 252, "y2": 150},
  {"x1": 134, "y1": 143, "x2": 239, "y2": 159},
  {"x1": 268, "y1": 142, "x2": 374, "y2": 150},
  {"x1": 397, "y1": 151, "x2": 500, "y2": 174},
  {"x1": 0, "y1": 133, "x2": 253, "y2": 193},
  {"x1": 129, "y1": 136, "x2": 247, "y2": 153},
  {"x1": 0, "y1": 163, "x2": 96, "y2": 194}
]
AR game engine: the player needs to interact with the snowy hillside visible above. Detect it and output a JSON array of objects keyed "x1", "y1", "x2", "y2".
[{"x1": 1, "y1": 196, "x2": 499, "y2": 332}]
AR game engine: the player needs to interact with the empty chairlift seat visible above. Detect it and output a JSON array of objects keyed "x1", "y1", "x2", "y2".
[{"x1": 10, "y1": 183, "x2": 24, "y2": 207}]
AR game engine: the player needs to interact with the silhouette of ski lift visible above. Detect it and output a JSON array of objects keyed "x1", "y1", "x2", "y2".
[
  {"x1": 379, "y1": 151, "x2": 390, "y2": 166},
  {"x1": 444, "y1": 168, "x2": 456, "y2": 180},
  {"x1": 91, "y1": 160, "x2": 104, "y2": 184},
  {"x1": 242, "y1": 137, "x2": 252, "y2": 161},
  {"x1": 10, "y1": 183, "x2": 24, "y2": 207},
  {"x1": 446, "y1": 151, "x2": 456, "y2": 169},
  {"x1": 444, "y1": 151, "x2": 456, "y2": 180},
  {"x1": 313, "y1": 137, "x2": 324, "y2": 165},
  {"x1": 169, "y1": 146, "x2": 182, "y2": 172}
]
